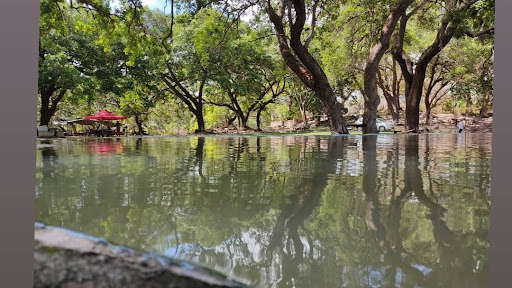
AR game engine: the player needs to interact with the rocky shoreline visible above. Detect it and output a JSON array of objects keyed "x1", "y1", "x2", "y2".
[{"x1": 34, "y1": 223, "x2": 252, "y2": 288}]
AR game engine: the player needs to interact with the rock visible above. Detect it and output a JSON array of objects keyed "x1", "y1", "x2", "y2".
[
  {"x1": 294, "y1": 123, "x2": 309, "y2": 131},
  {"x1": 34, "y1": 223, "x2": 252, "y2": 288}
]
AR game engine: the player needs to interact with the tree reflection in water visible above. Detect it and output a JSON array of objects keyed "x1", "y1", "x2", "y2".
[
  {"x1": 35, "y1": 135, "x2": 491, "y2": 287},
  {"x1": 361, "y1": 134, "x2": 488, "y2": 288}
]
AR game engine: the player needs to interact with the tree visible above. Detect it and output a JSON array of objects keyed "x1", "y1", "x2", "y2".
[
  {"x1": 363, "y1": 0, "x2": 414, "y2": 133},
  {"x1": 392, "y1": 0, "x2": 494, "y2": 132},
  {"x1": 316, "y1": 2, "x2": 369, "y2": 119},
  {"x1": 152, "y1": 2, "x2": 268, "y2": 132},
  {"x1": 262, "y1": 0, "x2": 350, "y2": 134},
  {"x1": 159, "y1": 10, "x2": 210, "y2": 132},
  {"x1": 38, "y1": 0, "x2": 97, "y2": 126},
  {"x1": 446, "y1": 37, "x2": 494, "y2": 116},
  {"x1": 204, "y1": 22, "x2": 287, "y2": 130},
  {"x1": 377, "y1": 54, "x2": 403, "y2": 124},
  {"x1": 289, "y1": 77, "x2": 314, "y2": 126},
  {"x1": 39, "y1": 0, "x2": 138, "y2": 126},
  {"x1": 423, "y1": 54, "x2": 451, "y2": 125},
  {"x1": 120, "y1": 86, "x2": 164, "y2": 135},
  {"x1": 102, "y1": 4, "x2": 212, "y2": 133},
  {"x1": 255, "y1": 77, "x2": 287, "y2": 131}
]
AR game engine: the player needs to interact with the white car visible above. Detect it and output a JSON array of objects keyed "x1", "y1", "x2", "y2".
[{"x1": 355, "y1": 117, "x2": 395, "y2": 132}]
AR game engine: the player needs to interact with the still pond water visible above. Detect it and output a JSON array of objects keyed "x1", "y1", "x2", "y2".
[{"x1": 36, "y1": 134, "x2": 491, "y2": 288}]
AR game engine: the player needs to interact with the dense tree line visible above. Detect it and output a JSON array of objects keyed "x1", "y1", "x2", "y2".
[{"x1": 39, "y1": 0, "x2": 494, "y2": 134}]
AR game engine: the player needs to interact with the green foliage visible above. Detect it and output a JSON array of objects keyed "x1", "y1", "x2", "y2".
[
  {"x1": 39, "y1": 0, "x2": 494, "y2": 131},
  {"x1": 39, "y1": 0, "x2": 151, "y2": 123},
  {"x1": 445, "y1": 36, "x2": 494, "y2": 113},
  {"x1": 204, "y1": 105, "x2": 232, "y2": 128}
]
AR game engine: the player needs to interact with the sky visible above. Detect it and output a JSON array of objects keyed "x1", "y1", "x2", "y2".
[
  {"x1": 111, "y1": 0, "x2": 255, "y2": 22},
  {"x1": 110, "y1": 0, "x2": 169, "y2": 12},
  {"x1": 140, "y1": 0, "x2": 168, "y2": 11}
]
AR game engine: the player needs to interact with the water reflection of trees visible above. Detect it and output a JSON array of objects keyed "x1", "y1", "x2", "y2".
[
  {"x1": 259, "y1": 137, "x2": 348, "y2": 288},
  {"x1": 359, "y1": 135, "x2": 488, "y2": 288},
  {"x1": 35, "y1": 135, "x2": 491, "y2": 287}
]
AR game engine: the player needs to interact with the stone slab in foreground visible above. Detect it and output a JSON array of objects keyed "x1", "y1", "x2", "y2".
[{"x1": 34, "y1": 223, "x2": 252, "y2": 288}]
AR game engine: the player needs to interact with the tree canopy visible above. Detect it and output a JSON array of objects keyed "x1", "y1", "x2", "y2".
[{"x1": 39, "y1": 0, "x2": 494, "y2": 134}]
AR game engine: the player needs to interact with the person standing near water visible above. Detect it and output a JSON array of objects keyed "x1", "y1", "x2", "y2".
[{"x1": 115, "y1": 121, "x2": 121, "y2": 133}]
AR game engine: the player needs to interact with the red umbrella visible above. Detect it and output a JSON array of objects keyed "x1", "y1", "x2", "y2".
[{"x1": 85, "y1": 110, "x2": 127, "y2": 121}]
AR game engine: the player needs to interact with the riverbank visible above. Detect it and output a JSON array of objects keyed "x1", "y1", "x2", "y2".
[
  {"x1": 41, "y1": 113, "x2": 492, "y2": 139},
  {"x1": 207, "y1": 113, "x2": 493, "y2": 135}
]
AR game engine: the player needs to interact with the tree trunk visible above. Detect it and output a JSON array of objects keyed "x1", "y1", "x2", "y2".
[
  {"x1": 195, "y1": 102, "x2": 206, "y2": 133},
  {"x1": 378, "y1": 68, "x2": 400, "y2": 124},
  {"x1": 161, "y1": 65, "x2": 207, "y2": 134},
  {"x1": 195, "y1": 113, "x2": 205, "y2": 132},
  {"x1": 240, "y1": 115, "x2": 250, "y2": 130},
  {"x1": 391, "y1": 57, "x2": 402, "y2": 124},
  {"x1": 479, "y1": 92, "x2": 492, "y2": 116},
  {"x1": 256, "y1": 108, "x2": 264, "y2": 131},
  {"x1": 405, "y1": 85, "x2": 422, "y2": 132},
  {"x1": 227, "y1": 115, "x2": 236, "y2": 126},
  {"x1": 39, "y1": 86, "x2": 66, "y2": 126},
  {"x1": 425, "y1": 106, "x2": 432, "y2": 126},
  {"x1": 263, "y1": 0, "x2": 349, "y2": 134},
  {"x1": 300, "y1": 105, "x2": 308, "y2": 125},
  {"x1": 256, "y1": 95, "x2": 280, "y2": 131},
  {"x1": 39, "y1": 91, "x2": 52, "y2": 126},
  {"x1": 363, "y1": 63, "x2": 381, "y2": 134},
  {"x1": 388, "y1": 100, "x2": 400, "y2": 124},
  {"x1": 134, "y1": 115, "x2": 145, "y2": 135},
  {"x1": 196, "y1": 78, "x2": 206, "y2": 132},
  {"x1": 363, "y1": 0, "x2": 413, "y2": 134},
  {"x1": 405, "y1": 54, "x2": 443, "y2": 132},
  {"x1": 314, "y1": 83, "x2": 349, "y2": 134},
  {"x1": 384, "y1": 97, "x2": 399, "y2": 124},
  {"x1": 396, "y1": 3, "x2": 458, "y2": 132}
]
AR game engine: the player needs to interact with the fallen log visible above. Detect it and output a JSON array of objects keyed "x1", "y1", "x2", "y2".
[{"x1": 34, "y1": 222, "x2": 252, "y2": 288}]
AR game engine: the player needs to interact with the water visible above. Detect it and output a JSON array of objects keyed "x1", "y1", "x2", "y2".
[{"x1": 35, "y1": 134, "x2": 491, "y2": 288}]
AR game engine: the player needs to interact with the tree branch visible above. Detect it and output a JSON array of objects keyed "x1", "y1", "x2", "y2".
[
  {"x1": 465, "y1": 28, "x2": 494, "y2": 38},
  {"x1": 304, "y1": 0, "x2": 319, "y2": 49},
  {"x1": 263, "y1": 0, "x2": 314, "y2": 88},
  {"x1": 161, "y1": 74, "x2": 197, "y2": 114},
  {"x1": 406, "y1": 0, "x2": 429, "y2": 19}
]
